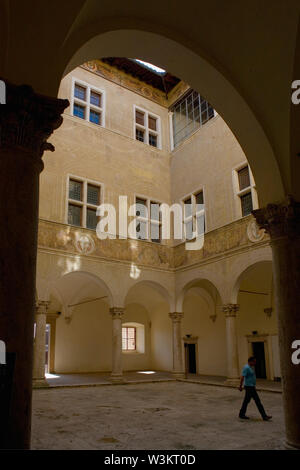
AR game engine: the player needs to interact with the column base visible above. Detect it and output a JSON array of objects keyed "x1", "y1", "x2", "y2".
[
  {"x1": 32, "y1": 378, "x2": 49, "y2": 388},
  {"x1": 284, "y1": 440, "x2": 300, "y2": 450},
  {"x1": 110, "y1": 374, "x2": 124, "y2": 383},
  {"x1": 224, "y1": 377, "x2": 240, "y2": 387},
  {"x1": 172, "y1": 371, "x2": 185, "y2": 379}
]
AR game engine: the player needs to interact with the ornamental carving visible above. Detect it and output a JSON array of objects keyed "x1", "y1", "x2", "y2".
[
  {"x1": 0, "y1": 80, "x2": 69, "y2": 167},
  {"x1": 253, "y1": 196, "x2": 300, "y2": 239},
  {"x1": 75, "y1": 233, "x2": 95, "y2": 255},
  {"x1": 222, "y1": 304, "x2": 239, "y2": 317},
  {"x1": 247, "y1": 219, "x2": 265, "y2": 243}
]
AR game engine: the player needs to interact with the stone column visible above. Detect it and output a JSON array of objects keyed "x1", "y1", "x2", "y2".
[
  {"x1": 253, "y1": 197, "x2": 300, "y2": 449},
  {"x1": 0, "y1": 81, "x2": 68, "y2": 449},
  {"x1": 223, "y1": 304, "x2": 240, "y2": 386},
  {"x1": 169, "y1": 312, "x2": 184, "y2": 377},
  {"x1": 109, "y1": 307, "x2": 125, "y2": 382},
  {"x1": 33, "y1": 301, "x2": 50, "y2": 387}
]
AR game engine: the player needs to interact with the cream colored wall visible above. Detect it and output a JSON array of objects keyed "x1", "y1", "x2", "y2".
[
  {"x1": 54, "y1": 300, "x2": 112, "y2": 373},
  {"x1": 39, "y1": 66, "x2": 172, "y2": 230},
  {"x1": 182, "y1": 292, "x2": 227, "y2": 376},
  {"x1": 237, "y1": 292, "x2": 278, "y2": 378},
  {"x1": 122, "y1": 303, "x2": 151, "y2": 371},
  {"x1": 170, "y1": 115, "x2": 250, "y2": 232},
  {"x1": 150, "y1": 304, "x2": 173, "y2": 371}
]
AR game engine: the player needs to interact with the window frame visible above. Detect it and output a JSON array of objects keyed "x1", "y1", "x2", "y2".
[
  {"x1": 66, "y1": 174, "x2": 103, "y2": 230},
  {"x1": 232, "y1": 162, "x2": 258, "y2": 219},
  {"x1": 170, "y1": 89, "x2": 215, "y2": 148},
  {"x1": 71, "y1": 77, "x2": 106, "y2": 127},
  {"x1": 181, "y1": 189, "x2": 206, "y2": 241},
  {"x1": 122, "y1": 326, "x2": 137, "y2": 352},
  {"x1": 134, "y1": 195, "x2": 162, "y2": 243},
  {"x1": 133, "y1": 105, "x2": 162, "y2": 149}
]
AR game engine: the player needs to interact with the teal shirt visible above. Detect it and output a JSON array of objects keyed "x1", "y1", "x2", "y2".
[{"x1": 242, "y1": 364, "x2": 256, "y2": 386}]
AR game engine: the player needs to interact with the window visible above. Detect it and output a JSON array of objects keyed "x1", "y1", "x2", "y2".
[
  {"x1": 67, "y1": 177, "x2": 101, "y2": 230},
  {"x1": 135, "y1": 197, "x2": 162, "y2": 243},
  {"x1": 134, "y1": 107, "x2": 161, "y2": 148},
  {"x1": 237, "y1": 165, "x2": 254, "y2": 217},
  {"x1": 171, "y1": 90, "x2": 214, "y2": 147},
  {"x1": 72, "y1": 80, "x2": 104, "y2": 126},
  {"x1": 183, "y1": 190, "x2": 205, "y2": 240},
  {"x1": 122, "y1": 327, "x2": 136, "y2": 351}
]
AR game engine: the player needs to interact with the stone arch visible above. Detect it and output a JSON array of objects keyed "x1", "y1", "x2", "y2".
[
  {"x1": 56, "y1": 28, "x2": 284, "y2": 206},
  {"x1": 49, "y1": 270, "x2": 114, "y2": 320},
  {"x1": 124, "y1": 279, "x2": 174, "y2": 312},
  {"x1": 230, "y1": 259, "x2": 273, "y2": 304},
  {"x1": 176, "y1": 277, "x2": 223, "y2": 313}
]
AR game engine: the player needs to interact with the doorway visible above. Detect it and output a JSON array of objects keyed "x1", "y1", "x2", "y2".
[
  {"x1": 252, "y1": 341, "x2": 267, "y2": 379},
  {"x1": 185, "y1": 343, "x2": 197, "y2": 374},
  {"x1": 45, "y1": 324, "x2": 51, "y2": 374}
]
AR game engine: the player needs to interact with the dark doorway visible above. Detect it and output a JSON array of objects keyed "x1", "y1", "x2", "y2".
[
  {"x1": 252, "y1": 341, "x2": 267, "y2": 378},
  {"x1": 185, "y1": 343, "x2": 197, "y2": 374}
]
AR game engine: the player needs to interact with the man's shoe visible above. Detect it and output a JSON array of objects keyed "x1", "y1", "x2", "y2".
[
  {"x1": 239, "y1": 415, "x2": 250, "y2": 420},
  {"x1": 263, "y1": 415, "x2": 272, "y2": 421}
]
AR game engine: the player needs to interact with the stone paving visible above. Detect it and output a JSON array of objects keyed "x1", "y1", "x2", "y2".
[{"x1": 31, "y1": 381, "x2": 285, "y2": 450}]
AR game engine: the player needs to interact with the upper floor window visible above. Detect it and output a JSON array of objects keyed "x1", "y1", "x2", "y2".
[
  {"x1": 171, "y1": 90, "x2": 214, "y2": 148},
  {"x1": 135, "y1": 197, "x2": 162, "y2": 243},
  {"x1": 233, "y1": 164, "x2": 258, "y2": 218},
  {"x1": 183, "y1": 190, "x2": 205, "y2": 240},
  {"x1": 67, "y1": 176, "x2": 101, "y2": 230},
  {"x1": 237, "y1": 165, "x2": 253, "y2": 217},
  {"x1": 122, "y1": 327, "x2": 136, "y2": 351},
  {"x1": 134, "y1": 107, "x2": 161, "y2": 149},
  {"x1": 72, "y1": 79, "x2": 105, "y2": 126}
]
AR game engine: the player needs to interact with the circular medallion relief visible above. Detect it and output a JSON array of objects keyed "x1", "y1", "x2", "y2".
[
  {"x1": 75, "y1": 234, "x2": 95, "y2": 255},
  {"x1": 247, "y1": 219, "x2": 265, "y2": 243}
]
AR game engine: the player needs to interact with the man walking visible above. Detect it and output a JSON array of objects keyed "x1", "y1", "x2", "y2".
[{"x1": 239, "y1": 356, "x2": 272, "y2": 421}]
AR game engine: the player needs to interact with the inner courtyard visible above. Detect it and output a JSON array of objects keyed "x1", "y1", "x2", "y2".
[
  {"x1": 32, "y1": 381, "x2": 284, "y2": 450},
  {"x1": 0, "y1": 2, "x2": 300, "y2": 451}
]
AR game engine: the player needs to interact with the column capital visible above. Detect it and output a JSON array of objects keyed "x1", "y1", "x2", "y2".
[
  {"x1": 35, "y1": 301, "x2": 50, "y2": 315},
  {"x1": 252, "y1": 196, "x2": 300, "y2": 240},
  {"x1": 222, "y1": 304, "x2": 239, "y2": 317},
  {"x1": 0, "y1": 80, "x2": 69, "y2": 170},
  {"x1": 169, "y1": 312, "x2": 184, "y2": 322},
  {"x1": 109, "y1": 307, "x2": 125, "y2": 318}
]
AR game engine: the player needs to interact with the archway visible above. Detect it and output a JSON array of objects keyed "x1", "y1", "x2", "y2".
[{"x1": 124, "y1": 280, "x2": 173, "y2": 372}]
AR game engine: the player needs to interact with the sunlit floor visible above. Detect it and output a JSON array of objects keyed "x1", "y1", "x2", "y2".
[{"x1": 31, "y1": 381, "x2": 284, "y2": 450}]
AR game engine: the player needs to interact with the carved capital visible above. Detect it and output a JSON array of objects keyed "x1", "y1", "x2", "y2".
[
  {"x1": 169, "y1": 312, "x2": 184, "y2": 322},
  {"x1": 109, "y1": 307, "x2": 125, "y2": 319},
  {"x1": 222, "y1": 304, "x2": 239, "y2": 317},
  {"x1": 35, "y1": 301, "x2": 50, "y2": 316},
  {"x1": 0, "y1": 80, "x2": 69, "y2": 169},
  {"x1": 252, "y1": 196, "x2": 300, "y2": 240}
]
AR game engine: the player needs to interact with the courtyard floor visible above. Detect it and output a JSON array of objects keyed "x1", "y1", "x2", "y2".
[{"x1": 31, "y1": 381, "x2": 285, "y2": 450}]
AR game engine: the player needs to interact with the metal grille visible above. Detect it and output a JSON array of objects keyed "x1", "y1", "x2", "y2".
[
  {"x1": 241, "y1": 192, "x2": 253, "y2": 217},
  {"x1": 171, "y1": 90, "x2": 214, "y2": 147},
  {"x1": 238, "y1": 166, "x2": 251, "y2": 190},
  {"x1": 69, "y1": 180, "x2": 82, "y2": 201},
  {"x1": 68, "y1": 204, "x2": 82, "y2": 226},
  {"x1": 87, "y1": 184, "x2": 100, "y2": 206},
  {"x1": 86, "y1": 208, "x2": 97, "y2": 230}
]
